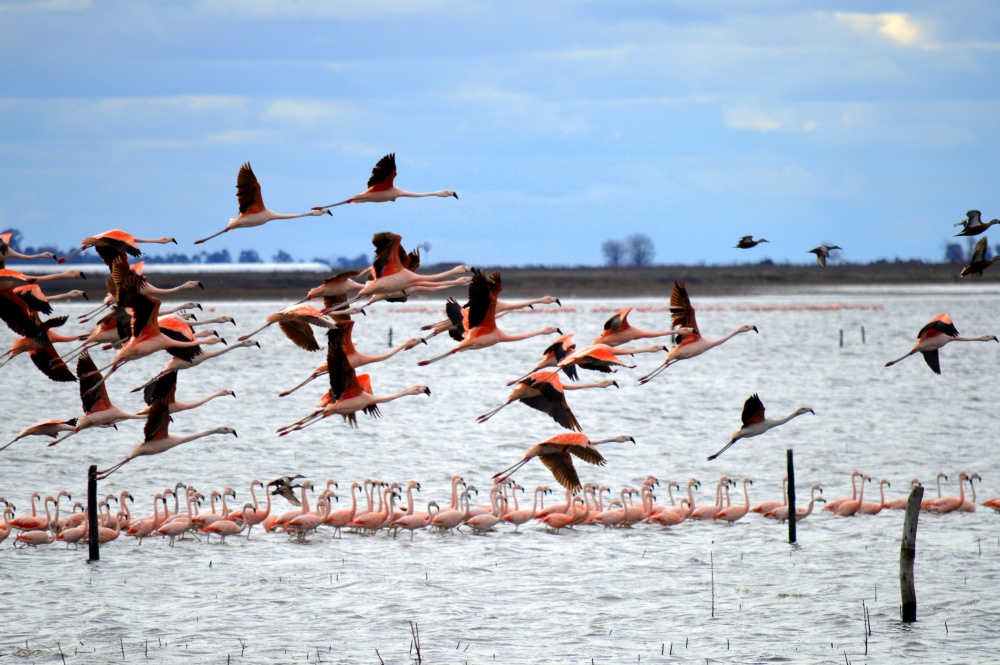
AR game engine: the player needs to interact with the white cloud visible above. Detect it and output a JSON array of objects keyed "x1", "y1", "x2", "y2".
[
  {"x1": 262, "y1": 100, "x2": 357, "y2": 126},
  {"x1": 197, "y1": 0, "x2": 460, "y2": 19},
  {"x1": 724, "y1": 107, "x2": 819, "y2": 134},
  {"x1": 835, "y1": 12, "x2": 930, "y2": 48}
]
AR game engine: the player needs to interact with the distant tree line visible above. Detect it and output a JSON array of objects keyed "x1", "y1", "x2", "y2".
[{"x1": 602, "y1": 233, "x2": 655, "y2": 267}]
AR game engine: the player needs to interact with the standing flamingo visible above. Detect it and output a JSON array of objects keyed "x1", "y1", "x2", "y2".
[
  {"x1": 858, "y1": 479, "x2": 891, "y2": 514},
  {"x1": 713, "y1": 477, "x2": 753, "y2": 523},
  {"x1": 707, "y1": 394, "x2": 814, "y2": 461},
  {"x1": 317, "y1": 153, "x2": 457, "y2": 209},
  {"x1": 194, "y1": 163, "x2": 330, "y2": 244},
  {"x1": 833, "y1": 474, "x2": 870, "y2": 517},
  {"x1": 929, "y1": 472, "x2": 968, "y2": 514},
  {"x1": 765, "y1": 485, "x2": 825, "y2": 522},
  {"x1": 884, "y1": 313, "x2": 997, "y2": 374},
  {"x1": 639, "y1": 281, "x2": 757, "y2": 384}
]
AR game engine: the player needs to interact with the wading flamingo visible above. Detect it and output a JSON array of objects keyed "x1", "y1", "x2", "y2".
[
  {"x1": 882, "y1": 478, "x2": 920, "y2": 510},
  {"x1": 764, "y1": 485, "x2": 825, "y2": 522},
  {"x1": 707, "y1": 394, "x2": 814, "y2": 461},
  {"x1": 824, "y1": 471, "x2": 864, "y2": 513},
  {"x1": 639, "y1": 281, "x2": 756, "y2": 385},
  {"x1": 194, "y1": 163, "x2": 330, "y2": 244},
  {"x1": 858, "y1": 479, "x2": 891, "y2": 514},
  {"x1": 317, "y1": 153, "x2": 457, "y2": 209},
  {"x1": 884, "y1": 313, "x2": 997, "y2": 374},
  {"x1": 713, "y1": 477, "x2": 753, "y2": 523}
]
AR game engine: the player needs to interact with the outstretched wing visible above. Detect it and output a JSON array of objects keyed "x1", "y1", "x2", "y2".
[
  {"x1": 236, "y1": 163, "x2": 265, "y2": 215},
  {"x1": 669, "y1": 281, "x2": 700, "y2": 340},
  {"x1": 740, "y1": 393, "x2": 766, "y2": 428},
  {"x1": 279, "y1": 320, "x2": 321, "y2": 352},
  {"x1": 367, "y1": 153, "x2": 397, "y2": 189},
  {"x1": 143, "y1": 370, "x2": 178, "y2": 406},
  {"x1": 921, "y1": 350, "x2": 942, "y2": 375},
  {"x1": 467, "y1": 269, "x2": 501, "y2": 331},
  {"x1": 371, "y1": 232, "x2": 406, "y2": 278},
  {"x1": 143, "y1": 398, "x2": 171, "y2": 441},
  {"x1": 78, "y1": 352, "x2": 111, "y2": 413},
  {"x1": 538, "y1": 451, "x2": 582, "y2": 491}
]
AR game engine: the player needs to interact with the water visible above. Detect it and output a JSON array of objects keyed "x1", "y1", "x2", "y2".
[{"x1": 2, "y1": 289, "x2": 998, "y2": 664}]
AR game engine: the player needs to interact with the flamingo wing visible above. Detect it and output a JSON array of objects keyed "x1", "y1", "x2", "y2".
[
  {"x1": 920, "y1": 350, "x2": 942, "y2": 374},
  {"x1": 538, "y1": 451, "x2": 582, "y2": 491},
  {"x1": 741, "y1": 393, "x2": 766, "y2": 427},
  {"x1": 142, "y1": 399, "x2": 171, "y2": 441},
  {"x1": 565, "y1": 444, "x2": 607, "y2": 467},
  {"x1": 160, "y1": 327, "x2": 203, "y2": 363},
  {"x1": 12, "y1": 285, "x2": 52, "y2": 315},
  {"x1": 236, "y1": 163, "x2": 265, "y2": 215},
  {"x1": 29, "y1": 345, "x2": 76, "y2": 382},
  {"x1": 467, "y1": 269, "x2": 501, "y2": 331},
  {"x1": 918, "y1": 316, "x2": 958, "y2": 340},
  {"x1": 519, "y1": 379, "x2": 582, "y2": 432},
  {"x1": 444, "y1": 298, "x2": 466, "y2": 341},
  {"x1": 279, "y1": 320, "x2": 321, "y2": 352},
  {"x1": 0, "y1": 289, "x2": 43, "y2": 340},
  {"x1": 603, "y1": 309, "x2": 627, "y2": 332},
  {"x1": 669, "y1": 281, "x2": 700, "y2": 340},
  {"x1": 143, "y1": 370, "x2": 178, "y2": 406},
  {"x1": 78, "y1": 353, "x2": 112, "y2": 413},
  {"x1": 367, "y1": 153, "x2": 397, "y2": 190},
  {"x1": 326, "y1": 328, "x2": 359, "y2": 401},
  {"x1": 371, "y1": 232, "x2": 407, "y2": 278}
]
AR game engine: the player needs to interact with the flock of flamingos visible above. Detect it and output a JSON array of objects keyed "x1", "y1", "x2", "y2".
[{"x1": 1, "y1": 153, "x2": 999, "y2": 548}]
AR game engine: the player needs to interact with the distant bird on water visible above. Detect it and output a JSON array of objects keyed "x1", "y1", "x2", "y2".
[
  {"x1": 884, "y1": 313, "x2": 998, "y2": 374},
  {"x1": 707, "y1": 394, "x2": 814, "y2": 461},
  {"x1": 316, "y1": 153, "x2": 457, "y2": 209},
  {"x1": 808, "y1": 245, "x2": 841, "y2": 267},
  {"x1": 954, "y1": 210, "x2": 1000, "y2": 237},
  {"x1": 734, "y1": 236, "x2": 768, "y2": 249},
  {"x1": 194, "y1": 163, "x2": 330, "y2": 245},
  {"x1": 960, "y1": 237, "x2": 1000, "y2": 277}
]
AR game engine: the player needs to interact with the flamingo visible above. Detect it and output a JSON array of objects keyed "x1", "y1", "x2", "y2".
[
  {"x1": 97, "y1": 399, "x2": 237, "y2": 478},
  {"x1": 713, "y1": 477, "x2": 753, "y2": 523},
  {"x1": 464, "y1": 489, "x2": 506, "y2": 534},
  {"x1": 237, "y1": 303, "x2": 357, "y2": 350},
  {"x1": 194, "y1": 163, "x2": 330, "y2": 244},
  {"x1": 125, "y1": 494, "x2": 168, "y2": 543},
  {"x1": 278, "y1": 329, "x2": 431, "y2": 434},
  {"x1": 833, "y1": 474, "x2": 870, "y2": 517},
  {"x1": 954, "y1": 210, "x2": 999, "y2": 237},
  {"x1": 884, "y1": 313, "x2": 997, "y2": 374},
  {"x1": 278, "y1": 318, "x2": 422, "y2": 397},
  {"x1": 339, "y1": 233, "x2": 469, "y2": 308},
  {"x1": 284, "y1": 495, "x2": 332, "y2": 542},
  {"x1": 431, "y1": 486, "x2": 476, "y2": 533},
  {"x1": 349, "y1": 486, "x2": 397, "y2": 536},
  {"x1": 1, "y1": 232, "x2": 56, "y2": 266},
  {"x1": 418, "y1": 270, "x2": 560, "y2": 365},
  {"x1": 325, "y1": 482, "x2": 361, "y2": 537},
  {"x1": 639, "y1": 281, "x2": 757, "y2": 385},
  {"x1": 858, "y1": 479, "x2": 891, "y2": 515},
  {"x1": 824, "y1": 471, "x2": 864, "y2": 513},
  {"x1": 503, "y1": 486, "x2": 550, "y2": 532},
  {"x1": 961, "y1": 473, "x2": 981, "y2": 512},
  {"x1": 983, "y1": 497, "x2": 1000, "y2": 513},
  {"x1": 883, "y1": 478, "x2": 920, "y2": 510},
  {"x1": 0, "y1": 323, "x2": 79, "y2": 382},
  {"x1": 507, "y1": 334, "x2": 579, "y2": 383},
  {"x1": 961, "y1": 237, "x2": 1000, "y2": 277},
  {"x1": 751, "y1": 476, "x2": 787, "y2": 515},
  {"x1": 0, "y1": 417, "x2": 78, "y2": 453},
  {"x1": 134, "y1": 370, "x2": 235, "y2": 415},
  {"x1": 47, "y1": 353, "x2": 145, "y2": 447},
  {"x1": 765, "y1": 485, "x2": 825, "y2": 522},
  {"x1": 921, "y1": 472, "x2": 950, "y2": 510},
  {"x1": 591, "y1": 306, "x2": 685, "y2": 347},
  {"x1": 317, "y1": 153, "x2": 457, "y2": 209},
  {"x1": 391, "y1": 501, "x2": 440, "y2": 540},
  {"x1": 516, "y1": 342, "x2": 658, "y2": 387},
  {"x1": 299, "y1": 269, "x2": 371, "y2": 304},
  {"x1": 11, "y1": 493, "x2": 59, "y2": 532},
  {"x1": 735, "y1": 236, "x2": 768, "y2": 249},
  {"x1": 58, "y1": 229, "x2": 177, "y2": 264},
  {"x1": 155, "y1": 489, "x2": 199, "y2": 546},
  {"x1": 203, "y1": 503, "x2": 255, "y2": 544},
  {"x1": 541, "y1": 496, "x2": 584, "y2": 533},
  {"x1": 133, "y1": 338, "x2": 256, "y2": 394},
  {"x1": 647, "y1": 499, "x2": 693, "y2": 526},
  {"x1": 421, "y1": 294, "x2": 560, "y2": 342},
  {"x1": 689, "y1": 477, "x2": 733, "y2": 520},
  {"x1": 14, "y1": 529, "x2": 55, "y2": 547},
  {"x1": 707, "y1": 394, "x2": 814, "y2": 461},
  {"x1": 492, "y1": 433, "x2": 634, "y2": 491},
  {"x1": 929, "y1": 472, "x2": 968, "y2": 514},
  {"x1": 808, "y1": 245, "x2": 841, "y2": 267},
  {"x1": 240, "y1": 480, "x2": 272, "y2": 538},
  {"x1": 11, "y1": 284, "x2": 87, "y2": 315},
  {"x1": 476, "y1": 371, "x2": 617, "y2": 431}
]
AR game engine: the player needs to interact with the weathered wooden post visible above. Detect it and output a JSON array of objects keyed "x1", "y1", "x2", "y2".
[
  {"x1": 87, "y1": 464, "x2": 99, "y2": 562},
  {"x1": 900, "y1": 484, "x2": 924, "y2": 622},
  {"x1": 786, "y1": 449, "x2": 796, "y2": 544}
]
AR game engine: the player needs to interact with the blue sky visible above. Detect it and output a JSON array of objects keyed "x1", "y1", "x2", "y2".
[{"x1": 1, "y1": 1, "x2": 998, "y2": 267}]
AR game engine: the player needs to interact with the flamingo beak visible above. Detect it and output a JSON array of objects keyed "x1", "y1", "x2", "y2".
[
  {"x1": 197, "y1": 282, "x2": 204, "y2": 289},
  {"x1": 752, "y1": 326, "x2": 759, "y2": 333},
  {"x1": 452, "y1": 193, "x2": 459, "y2": 199}
]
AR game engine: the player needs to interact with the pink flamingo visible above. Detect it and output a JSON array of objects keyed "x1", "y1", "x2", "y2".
[
  {"x1": 707, "y1": 394, "x2": 813, "y2": 461},
  {"x1": 203, "y1": 504, "x2": 255, "y2": 544},
  {"x1": 929, "y1": 472, "x2": 968, "y2": 514},
  {"x1": 882, "y1": 478, "x2": 920, "y2": 510},
  {"x1": 592, "y1": 306, "x2": 685, "y2": 347},
  {"x1": 834, "y1": 474, "x2": 870, "y2": 517},
  {"x1": 639, "y1": 281, "x2": 757, "y2": 384},
  {"x1": 713, "y1": 477, "x2": 753, "y2": 523},
  {"x1": 689, "y1": 477, "x2": 732, "y2": 520},
  {"x1": 317, "y1": 153, "x2": 457, "y2": 209},
  {"x1": 751, "y1": 476, "x2": 787, "y2": 515},
  {"x1": 858, "y1": 479, "x2": 891, "y2": 515},
  {"x1": 765, "y1": 485, "x2": 825, "y2": 522},
  {"x1": 885, "y1": 313, "x2": 997, "y2": 374},
  {"x1": 824, "y1": 471, "x2": 864, "y2": 512},
  {"x1": 58, "y1": 228, "x2": 176, "y2": 264},
  {"x1": 477, "y1": 371, "x2": 617, "y2": 431},
  {"x1": 492, "y1": 433, "x2": 634, "y2": 491},
  {"x1": 1, "y1": 417, "x2": 78, "y2": 452}
]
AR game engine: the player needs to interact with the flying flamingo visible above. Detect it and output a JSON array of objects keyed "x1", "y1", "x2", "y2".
[
  {"x1": 639, "y1": 281, "x2": 757, "y2": 385},
  {"x1": 707, "y1": 394, "x2": 814, "y2": 461},
  {"x1": 421, "y1": 295, "x2": 561, "y2": 342},
  {"x1": 194, "y1": 163, "x2": 330, "y2": 245},
  {"x1": 0, "y1": 417, "x2": 78, "y2": 453},
  {"x1": 884, "y1": 313, "x2": 997, "y2": 374},
  {"x1": 298, "y1": 268, "x2": 371, "y2": 304},
  {"x1": 237, "y1": 303, "x2": 359, "y2": 350},
  {"x1": 1, "y1": 232, "x2": 56, "y2": 266},
  {"x1": 476, "y1": 371, "x2": 617, "y2": 431},
  {"x1": 0, "y1": 321, "x2": 78, "y2": 382},
  {"x1": 808, "y1": 245, "x2": 842, "y2": 267},
  {"x1": 492, "y1": 433, "x2": 634, "y2": 491},
  {"x1": 47, "y1": 353, "x2": 145, "y2": 447},
  {"x1": 278, "y1": 318, "x2": 422, "y2": 397},
  {"x1": 12, "y1": 284, "x2": 87, "y2": 315},
  {"x1": 278, "y1": 329, "x2": 431, "y2": 434},
  {"x1": 515, "y1": 342, "x2": 658, "y2": 387},
  {"x1": 317, "y1": 153, "x2": 457, "y2": 209},
  {"x1": 734, "y1": 236, "x2": 768, "y2": 249},
  {"x1": 58, "y1": 229, "x2": 177, "y2": 264},
  {"x1": 508, "y1": 334, "x2": 579, "y2": 382},
  {"x1": 592, "y1": 307, "x2": 686, "y2": 347},
  {"x1": 132, "y1": 339, "x2": 258, "y2": 394},
  {"x1": 961, "y1": 237, "x2": 1000, "y2": 277},
  {"x1": 954, "y1": 210, "x2": 999, "y2": 237},
  {"x1": 97, "y1": 399, "x2": 237, "y2": 478}
]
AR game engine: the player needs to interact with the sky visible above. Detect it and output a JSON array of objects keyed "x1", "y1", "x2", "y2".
[{"x1": 1, "y1": 1, "x2": 998, "y2": 267}]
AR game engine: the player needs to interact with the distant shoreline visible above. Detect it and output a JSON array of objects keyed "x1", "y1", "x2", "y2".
[{"x1": 22, "y1": 261, "x2": 995, "y2": 300}]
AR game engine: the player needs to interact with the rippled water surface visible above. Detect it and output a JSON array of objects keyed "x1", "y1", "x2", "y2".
[{"x1": 2, "y1": 289, "x2": 999, "y2": 664}]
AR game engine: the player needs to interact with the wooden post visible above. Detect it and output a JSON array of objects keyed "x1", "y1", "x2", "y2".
[
  {"x1": 839, "y1": 330, "x2": 843, "y2": 348},
  {"x1": 900, "y1": 484, "x2": 924, "y2": 622},
  {"x1": 388, "y1": 327, "x2": 393, "y2": 347},
  {"x1": 860, "y1": 326, "x2": 866, "y2": 344},
  {"x1": 786, "y1": 449, "x2": 796, "y2": 544},
  {"x1": 87, "y1": 464, "x2": 99, "y2": 561}
]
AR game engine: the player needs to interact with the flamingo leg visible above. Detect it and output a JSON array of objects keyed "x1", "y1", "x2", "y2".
[
  {"x1": 47, "y1": 430, "x2": 78, "y2": 447},
  {"x1": 316, "y1": 200, "x2": 351, "y2": 210},
  {"x1": 476, "y1": 400, "x2": 513, "y2": 423},
  {"x1": 884, "y1": 351, "x2": 916, "y2": 368},
  {"x1": 193, "y1": 228, "x2": 230, "y2": 245},
  {"x1": 637, "y1": 360, "x2": 675, "y2": 385},
  {"x1": 279, "y1": 372, "x2": 325, "y2": 397},
  {"x1": 56, "y1": 246, "x2": 87, "y2": 263},
  {"x1": 96, "y1": 457, "x2": 132, "y2": 479},
  {"x1": 492, "y1": 458, "x2": 531, "y2": 485},
  {"x1": 706, "y1": 438, "x2": 740, "y2": 461},
  {"x1": 417, "y1": 348, "x2": 457, "y2": 366},
  {"x1": 78, "y1": 302, "x2": 111, "y2": 323},
  {"x1": 237, "y1": 321, "x2": 272, "y2": 342}
]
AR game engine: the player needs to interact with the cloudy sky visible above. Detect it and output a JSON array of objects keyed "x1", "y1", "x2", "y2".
[{"x1": 1, "y1": 1, "x2": 997, "y2": 267}]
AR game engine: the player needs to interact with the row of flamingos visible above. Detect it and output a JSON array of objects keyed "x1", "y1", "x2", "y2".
[{"x1": 4, "y1": 470, "x2": 997, "y2": 548}]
